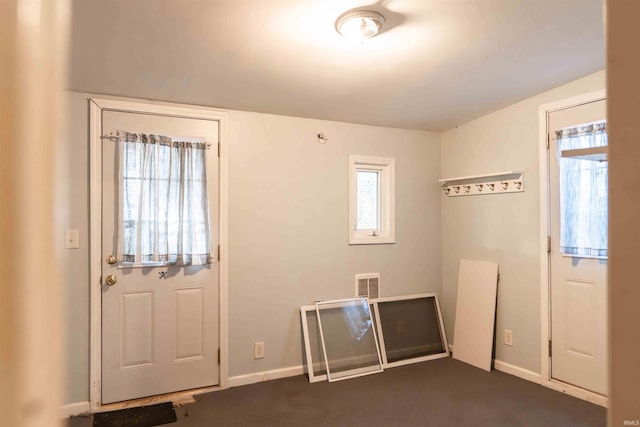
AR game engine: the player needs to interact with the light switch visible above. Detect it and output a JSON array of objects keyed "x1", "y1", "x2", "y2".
[{"x1": 65, "y1": 229, "x2": 79, "y2": 249}]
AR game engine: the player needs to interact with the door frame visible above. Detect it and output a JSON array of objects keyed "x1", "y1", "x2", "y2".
[
  {"x1": 538, "y1": 89, "x2": 607, "y2": 407},
  {"x1": 88, "y1": 97, "x2": 229, "y2": 412}
]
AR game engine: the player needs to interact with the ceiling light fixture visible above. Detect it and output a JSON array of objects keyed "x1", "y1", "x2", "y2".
[{"x1": 335, "y1": 10, "x2": 385, "y2": 42}]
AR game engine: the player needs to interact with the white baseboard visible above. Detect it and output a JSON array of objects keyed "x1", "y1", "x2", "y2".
[
  {"x1": 60, "y1": 401, "x2": 90, "y2": 419},
  {"x1": 227, "y1": 358, "x2": 542, "y2": 393},
  {"x1": 540, "y1": 379, "x2": 608, "y2": 407},
  {"x1": 449, "y1": 342, "x2": 542, "y2": 384},
  {"x1": 481, "y1": 357, "x2": 606, "y2": 408},
  {"x1": 228, "y1": 365, "x2": 304, "y2": 388},
  {"x1": 493, "y1": 359, "x2": 542, "y2": 384},
  {"x1": 61, "y1": 367, "x2": 303, "y2": 417},
  {"x1": 69, "y1": 359, "x2": 605, "y2": 416}
]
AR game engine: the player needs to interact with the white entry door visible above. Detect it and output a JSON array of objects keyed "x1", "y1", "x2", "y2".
[
  {"x1": 548, "y1": 99, "x2": 607, "y2": 395},
  {"x1": 101, "y1": 110, "x2": 220, "y2": 404}
]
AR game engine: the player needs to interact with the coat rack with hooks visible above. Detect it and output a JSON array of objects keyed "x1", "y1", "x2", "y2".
[{"x1": 439, "y1": 171, "x2": 524, "y2": 197}]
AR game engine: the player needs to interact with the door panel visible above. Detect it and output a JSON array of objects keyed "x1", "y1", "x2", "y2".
[
  {"x1": 121, "y1": 291, "x2": 154, "y2": 368},
  {"x1": 549, "y1": 99, "x2": 607, "y2": 395},
  {"x1": 563, "y1": 280, "x2": 596, "y2": 358},
  {"x1": 101, "y1": 110, "x2": 219, "y2": 404},
  {"x1": 174, "y1": 287, "x2": 205, "y2": 361}
]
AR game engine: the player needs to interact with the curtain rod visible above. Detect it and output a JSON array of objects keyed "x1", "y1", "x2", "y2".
[{"x1": 100, "y1": 134, "x2": 211, "y2": 149}]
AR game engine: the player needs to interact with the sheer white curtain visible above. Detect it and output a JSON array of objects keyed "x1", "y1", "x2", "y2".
[
  {"x1": 556, "y1": 122, "x2": 608, "y2": 257},
  {"x1": 116, "y1": 130, "x2": 212, "y2": 266}
]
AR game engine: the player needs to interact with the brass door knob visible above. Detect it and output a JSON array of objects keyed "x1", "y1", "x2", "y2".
[
  {"x1": 106, "y1": 255, "x2": 117, "y2": 265},
  {"x1": 105, "y1": 274, "x2": 117, "y2": 286}
]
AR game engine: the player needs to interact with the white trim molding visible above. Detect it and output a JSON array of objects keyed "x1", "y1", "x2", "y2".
[
  {"x1": 451, "y1": 340, "x2": 608, "y2": 408},
  {"x1": 228, "y1": 366, "x2": 304, "y2": 388},
  {"x1": 495, "y1": 359, "x2": 608, "y2": 407},
  {"x1": 494, "y1": 359, "x2": 608, "y2": 408},
  {"x1": 541, "y1": 378, "x2": 608, "y2": 408},
  {"x1": 537, "y1": 89, "x2": 607, "y2": 406},
  {"x1": 493, "y1": 359, "x2": 541, "y2": 384},
  {"x1": 88, "y1": 97, "x2": 229, "y2": 412}
]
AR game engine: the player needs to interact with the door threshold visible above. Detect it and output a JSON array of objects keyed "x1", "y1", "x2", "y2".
[
  {"x1": 95, "y1": 385, "x2": 223, "y2": 413},
  {"x1": 542, "y1": 378, "x2": 608, "y2": 407}
]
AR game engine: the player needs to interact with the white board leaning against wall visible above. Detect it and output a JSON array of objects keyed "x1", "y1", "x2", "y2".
[{"x1": 452, "y1": 259, "x2": 499, "y2": 371}]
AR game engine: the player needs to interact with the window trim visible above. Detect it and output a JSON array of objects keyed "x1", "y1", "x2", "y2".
[{"x1": 349, "y1": 155, "x2": 395, "y2": 245}]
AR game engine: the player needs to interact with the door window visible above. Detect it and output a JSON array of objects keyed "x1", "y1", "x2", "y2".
[
  {"x1": 117, "y1": 130, "x2": 212, "y2": 266},
  {"x1": 556, "y1": 121, "x2": 608, "y2": 258}
]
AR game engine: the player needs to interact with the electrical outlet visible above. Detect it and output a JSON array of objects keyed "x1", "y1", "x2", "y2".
[
  {"x1": 504, "y1": 329, "x2": 513, "y2": 346},
  {"x1": 254, "y1": 341, "x2": 265, "y2": 359}
]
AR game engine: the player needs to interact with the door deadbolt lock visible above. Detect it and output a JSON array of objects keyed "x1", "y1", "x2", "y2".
[
  {"x1": 104, "y1": 274, "x2": 117, "y2": 286},
  {"x1": 106, "y1": 255, "x2": 117, "y2": 265}
]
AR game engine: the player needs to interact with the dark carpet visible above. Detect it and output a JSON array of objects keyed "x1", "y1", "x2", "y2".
[
  {"x1": 68, "y1": 357, "x2": 605, "y2": 427},
  {"x1": 92, "y1": 402, "x2": 176, "y2": 427}
]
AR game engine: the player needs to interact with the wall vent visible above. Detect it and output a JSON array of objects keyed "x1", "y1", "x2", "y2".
[{"x1": 355, "y1": 273, "x2": 380, "y2": 299}]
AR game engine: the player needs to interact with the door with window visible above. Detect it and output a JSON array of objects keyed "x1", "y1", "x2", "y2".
[
  {"x1": 101, "y1": 110, "x2": 219, "y2": 404},
  {"x1": 549, "y1": 99, "x2": 607, "y2": 395}
]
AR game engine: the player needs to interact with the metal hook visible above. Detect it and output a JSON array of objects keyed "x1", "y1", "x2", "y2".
[
  {"x1": 317, "y1": 133, "x2": 328, "y2": 144},
  {"x1": 159, "y1": 271, "x2": 167, "y2": 279},
  {"x1": 514, "y1": 180, "x2": 522, "y2": 190},
  {"x1": 501, "y1": 181, "x2": 509, "y2": 190},
  {"x1": 463, "y1": 185, "x2": 471, "y2": 194},
  {"x1": 475, "y1": 184, "x2": 483, "y2": 192},
  {"x1": 487, "y1": 183, "x2": 495, "y2": 191},
  {"x1": 454, "y1": 186, "x2": 460, "y2": 194},
  {"x1": 443, "y1": 187, "x2": 451, "y2": 195}
]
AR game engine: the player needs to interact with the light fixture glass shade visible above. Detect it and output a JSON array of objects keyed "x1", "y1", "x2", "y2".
[{"x1": 336, "y1": 11, "x2": 385, "y2": 41}]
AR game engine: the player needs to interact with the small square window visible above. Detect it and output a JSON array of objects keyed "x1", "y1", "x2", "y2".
[{"x1": 349, "y1": 155, "x2": 395, "y2": 245}]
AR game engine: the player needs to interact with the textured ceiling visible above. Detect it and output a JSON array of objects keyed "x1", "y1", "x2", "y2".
[{"x1": 69, "y1": 0, "x2": 604, "y2": 131}]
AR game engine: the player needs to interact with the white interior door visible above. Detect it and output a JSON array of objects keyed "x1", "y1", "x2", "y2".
[
  {"x1": 549, "y1": 99, "x2": 607, "y2": 395},
  {"x1": 101, "y1": 110, "x2": 220, "y2": 404}
]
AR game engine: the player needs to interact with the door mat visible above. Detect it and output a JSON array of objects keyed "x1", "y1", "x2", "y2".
[{"x1": 93, "y1": 402, "x2": 177, "y2": 427}]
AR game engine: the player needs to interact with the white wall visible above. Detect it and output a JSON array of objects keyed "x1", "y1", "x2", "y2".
[
  {"x1": 62, "y1": 69, "x2": 609, "y2": 405},
  {"x1": 226, "y1": 111, "x2": 442, "y2": 375},
  {"x1": 61, "y1": 92, "x2": 442, "y2": 402},
  {"x1": 440, "y1": 70, "x2": 605, "y2": 373}
]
